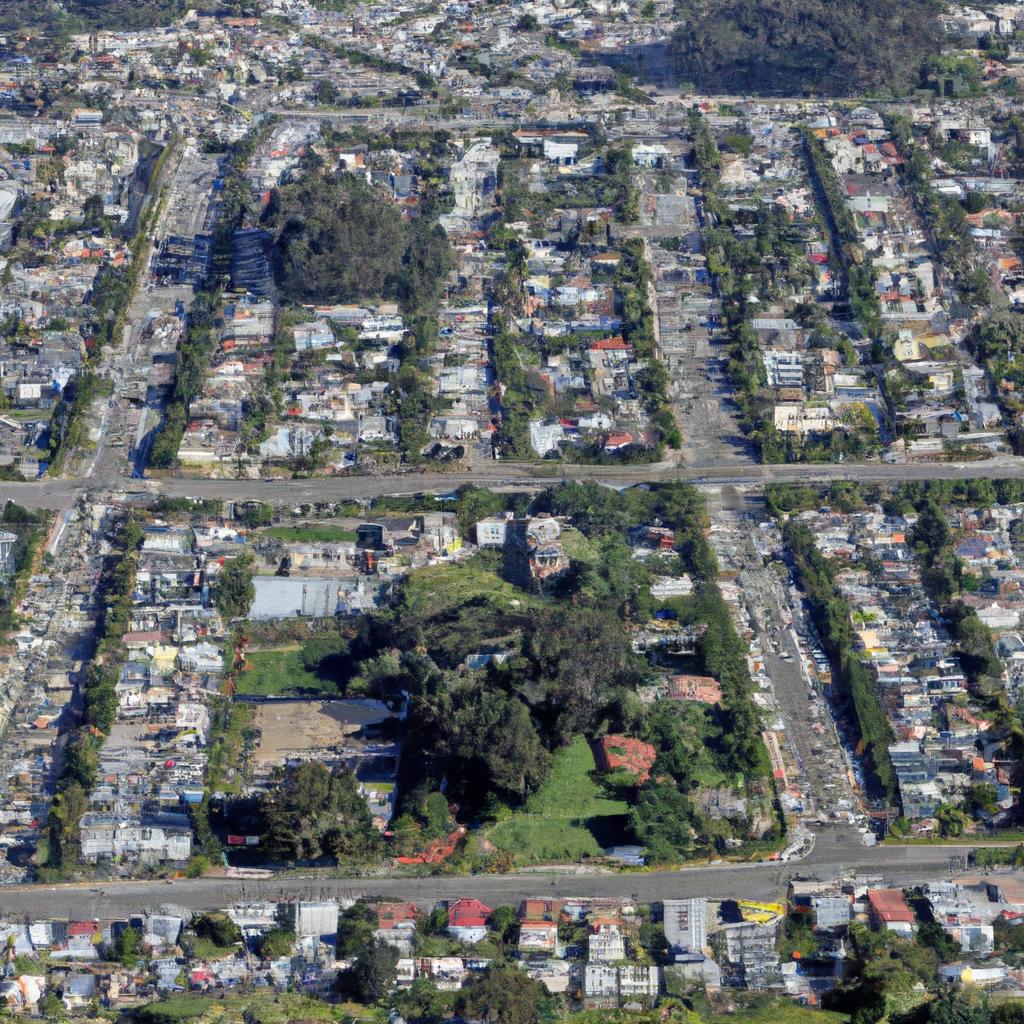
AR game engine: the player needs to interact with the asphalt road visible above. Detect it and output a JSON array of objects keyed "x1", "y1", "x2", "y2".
[
  {"x1": 6, "y1": 456, "x2": 1024, "y2": 511},
  {"x1": 0, "y1": 838, "x2": 987, "y2": 919}
]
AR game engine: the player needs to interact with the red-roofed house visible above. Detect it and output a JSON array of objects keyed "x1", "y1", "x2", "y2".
[
  {"x1": 597, "y1": 735, "x2": 657, "y2": 784},
  {"x1": 589, "y1": 336, "x2": 630, "y2": 351},
  {"x1": 867, "y1": 889, "x2": 915, "y2": 936},
  {"x1": 518, "y1": 919, "x2": 561, "y2": 954},
  {"x1": 604, "y1": 432, "x2": 634, "y2": 452},
  {"x1": 373, "y1": 901, "x2": 422, "y2": 952},
  {"x1": 448, "y1": 898, "x2": 493, "y2": 944},
  {"x1": 375, "y1": 902, "x2": 421, "y2": 931},
  {"x1": 520, "y1": 898, "x2": 563, "y2": 921}
]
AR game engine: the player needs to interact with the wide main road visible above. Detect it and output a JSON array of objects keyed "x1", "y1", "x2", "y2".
[
  {"x1": 0, "y1": 837, "x2": 989, "y2": 920},
  {"x1": 6, "y1": 456, "x2": 1024, "y2": 511}
]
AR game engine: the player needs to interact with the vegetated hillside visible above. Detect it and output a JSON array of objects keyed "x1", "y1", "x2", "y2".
[
  {"x1": 0, "y1": 1, "x2": 67, "y2": 36},
  {"x1": 263, "y1": 170, "x2": 453, "y2": 310},
  {"x1": 0, "y1": 0, "x2": 240, "y2": 34},
  {"x1": 65, "y1": 0, "x2": 187, "y2": 28},
  {"x1": 670, "y1": 0, "x2": 942, "y2": 96}
]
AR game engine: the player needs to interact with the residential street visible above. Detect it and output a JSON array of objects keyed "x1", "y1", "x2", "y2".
[
  {"x1": 0, "y1": 836, "x2": 987, "y2": 920},
  {"x1": 9, "y1": 455, "x2": 1024, "y2": 511}
]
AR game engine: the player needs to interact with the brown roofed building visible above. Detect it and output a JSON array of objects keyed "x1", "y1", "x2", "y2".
[
  {"x1": 867, "y1": 889, "x2": 915, "y2": 936},
  {"x1": 597, "y1": 735, "x2": 657, "y2": 784},
  {"x1": 667, "y1": 674, "x2": 723, "y2": 705}
]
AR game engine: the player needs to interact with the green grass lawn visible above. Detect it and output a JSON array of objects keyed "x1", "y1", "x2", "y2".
[
  {"x1": 488, "y1": 736, "x2": 630, "y2": 863},
  {"x1": 135, "y1": 993, "x2": 348, "y2": 1024},
  {"x1": 263, "y1": 525, "x2": 358, "y2": 543},
  {"x1": 186, "y1": 935, "x2": 238, "y2": 961},
  {"x1": 559, "y1": 527, "x2": 600, "y2": 562},
  {"x1": 401, "y1": 555, "x2": 546, "y2": 619},
  {"x1": 236, "y1": 647, "x2": 338, "y2": 697},
  {"x1": 709, "y1": 1006, "x2": 848, "y2": 1024}
]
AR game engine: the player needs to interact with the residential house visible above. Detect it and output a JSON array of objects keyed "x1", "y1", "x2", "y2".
[{"x1": 447, "y1": 899, "x2": 493, "y2": 944}]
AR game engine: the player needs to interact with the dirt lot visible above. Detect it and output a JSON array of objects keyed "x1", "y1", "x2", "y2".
[{"x1": 250, "y1": 699, "x2": 391, "y2": 769}]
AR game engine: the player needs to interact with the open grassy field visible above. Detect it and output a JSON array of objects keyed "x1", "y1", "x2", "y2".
[
  {"x1": 262, "y1": 525, "x2": 358, "y2": 543},
  {"x1": 400, "y1": 555, "x2": 546, "y2": 619},
  {"x1": 488, "y1": 736, "x2": 630, "y2": 863},
  {"x1": 134, "y1": 992, "x2": 355, "y2": 1024},
  {"x1": 710, "y1": 1006, "x2": 848, "y2": 1024},
  {"x1": 236, "y1": 646, "x2": 338, "y2": 697}
]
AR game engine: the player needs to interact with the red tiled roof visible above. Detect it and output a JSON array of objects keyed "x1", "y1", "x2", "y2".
[
  {"x1": 589, "y1": 336, "x2": 630, "y2": 351},
  {"x1": 597, "y1": 735, "x2": 657, "y2": 783},
  {"x1": 123, "y1": 630, "x2": 167, "y2": 644},
  {"x1": 605, "y1": 432, "x2": 634, "y2": 448},
  {"x1": 867, "y1": 889, "x2": 914, "y2": 924},
  {"x1": 376, "y1": 902, "x2": 421, "y2": 930},
  {"x1": 449, "y1": 898, "x2": 493, "y2": 928},
  {"x1": 520, "y1": 898, "x2": 563, "y2": 921}
]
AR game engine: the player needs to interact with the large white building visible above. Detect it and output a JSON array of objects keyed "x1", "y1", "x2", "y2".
[{"x1": 79, "y1": 813, "x2": 192, "y2": 864}]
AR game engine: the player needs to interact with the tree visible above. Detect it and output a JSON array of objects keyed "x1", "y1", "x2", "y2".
[
  {"x1": 968, "y1": 310, "x2": 1024, "y2": 363},
  {"x1": 919, "y1": 989, "x2": 990, "y2": 1024},
  {"x1": 936, "y1": 803, "x2": 969, "y2": 838},
  {"x1": 336, "y1": 903, "x2": 376, "y2": 958},
  {"x1": 215, "y1": 553, "x2": 255, "y2": 621},
  {"x1": 192, "y1": 912, "x2": 242, "y2": 948},
  {"x1": 454, "y1": 484, "x2": 507, "y2": 538},
  {"x1": 422, "y1": 791, "x2": 452, "y2": 838},
  {"x1": 964, "y1": 782, "x2": 998, "y2": 818},
  {"x1": 631, "y1": 782, "x2": 698, "y2": 862},
  {"x1": 488, "y1": 905, "x2": 519, "y2": 945},
  {"x1": 113, "y1": 926, "x2": 145, "y2": 965},
  {"x1": 519, "y1": 606, "x2": 647, "y2": 740},
  {"x1": 48, "y1": 781, "x2": 89, "y2": 868},
  {"x1": 264, "y1": 171, "x2": 450, "y2": 314},
  {"x1": 404, "y1": 688, "x2": 550, "y2": 815},
  {"x1": 240, "y1": 502, "x2": 273, "y2": 528},
  {"x1": 669, "y1": 0, "x2": 940, "y2": 96},
  {"x1": 395, "y1": 977, "x2": 453, "y2": 1024},
  {"x1": 260, "y1": 761, "x2": 383, "y2": 862},
  {"x1": 455, "y1": 965, "x2": 546, "y2": 1024},
  {"x1": 259, "y1": 928, "x2": 295, "y2": 959},
  {"x1": 184, "y1": 854, "x2": 210, "y2": 878},
  {"x1": 352, "y1": 940, "x2": 398, "y2": 1003}
]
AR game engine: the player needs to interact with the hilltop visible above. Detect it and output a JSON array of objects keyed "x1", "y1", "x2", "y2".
[
  {"x1": 0, "y1": 0, "x2": 209, "y2": 35},
  {"x1": 670, "y1": 0, "x2": 942, "y2": 96}
]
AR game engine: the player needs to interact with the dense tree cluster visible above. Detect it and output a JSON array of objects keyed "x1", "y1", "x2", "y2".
[
  {"x1": 214, "y1": 552, "x2": 255, "y2": 622},
  {"x1": 0, "y1": 503, "x2": 48, "y2": 635},
  {"x1": 264, "y1": 172, "x2": 452, "y2": 314},
  {"x1": 670, "y1": 0, "x2": 941, "y2": 97},
  {"x1": 0, "y1": 0, "x2": 192, "y2": 35},
  {"x1": 259, "y1": 762, "x2": 384, "y2": 863}
]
